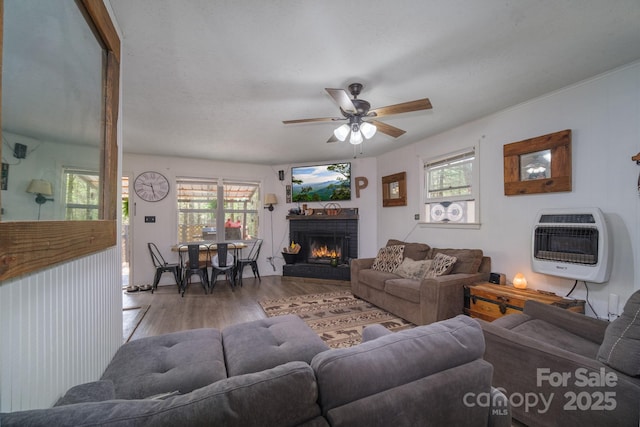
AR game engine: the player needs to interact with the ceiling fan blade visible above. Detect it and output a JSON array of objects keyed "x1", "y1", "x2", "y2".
[
  {"x1": 282, "y1": 117, "x2": 342, "y2": 124},
  {"x1": 327, "y1": 134, "x2": 339, "y2": 143},
  {"x1": 370, "y1": 98, "x2": 432, "y2": 118},
  {"x1": 371, "y1": 120, "x2": 406, "y2": 138},
  {"x1": 325, "y1": 88, "x2": 356, "y2": 113}
]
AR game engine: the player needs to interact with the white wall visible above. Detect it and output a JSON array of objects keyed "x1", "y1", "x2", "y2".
[
  {"x1": 376, "y1": 61, "x2": 640, "y2": 319},
  {"x1": 123, "y1": 154, "x2": 379, "y2": 287}
]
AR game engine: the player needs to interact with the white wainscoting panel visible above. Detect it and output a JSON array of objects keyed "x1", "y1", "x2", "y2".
[{"x1": 0, "y1": 246, "x2": 122, "y2": 412}]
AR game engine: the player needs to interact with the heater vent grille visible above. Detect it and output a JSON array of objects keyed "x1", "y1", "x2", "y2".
[{"x1": 531, "y1": 207, "x2": 611, "y2": 283}]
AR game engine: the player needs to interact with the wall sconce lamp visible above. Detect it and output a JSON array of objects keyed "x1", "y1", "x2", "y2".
[
  {"x1": 264, "y1": 193, "x2": 278, "y2": 211},
  {"x1": 512, "y1": 273, "x2": 528, "y2": 289},
  {"x1": 26, "y1": 179, "x2": 54, "y2": 220}
]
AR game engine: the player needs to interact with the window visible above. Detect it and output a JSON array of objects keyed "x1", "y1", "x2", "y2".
[
  {"x1": 222, "y1": 181, "x2": 259, "y2": 241},
  {"x1": 63, "y1": 168, "x2": 100, "y2": 220},
  {"x1": 423, "y1": 148, "x2": 478, "y2": 224},
  {"x1": 176, "y1": 177, "x2": 260, "y2": 244}
]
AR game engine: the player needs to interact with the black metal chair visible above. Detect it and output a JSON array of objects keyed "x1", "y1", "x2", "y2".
[
  {"x1": 236, "y1": 239, "x2": 263, "y2": 287},
  {"x1": 210, "y1": 243, "x2": 236, "y2": 291},
  {"x1": 179, "y1": 244, "x2": 209, "y2": 296},
  {"x1": 147, "y1": 242, "x2": 181, "y2": 293}
]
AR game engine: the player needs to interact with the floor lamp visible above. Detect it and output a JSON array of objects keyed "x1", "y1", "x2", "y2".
[{"x1": 264, "y1": 193, "x2": 278, "y2": 271}]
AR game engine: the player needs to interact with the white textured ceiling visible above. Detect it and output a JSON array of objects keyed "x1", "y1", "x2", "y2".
[{"x1": 110, "y1": 0, "x2": 640, "y2": 165}]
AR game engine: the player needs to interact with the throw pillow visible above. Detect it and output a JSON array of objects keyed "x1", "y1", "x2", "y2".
[
  {"x1": 372, "y1": 245, "x2": 405, "y2": 273},
  {"x1": 424, "y1": 253, "x2": 457, "y2": 279},
  {"x1": 394, "y1": 257, "x2": 433, "y2": 280},
  {"x1": 596, "y1": 290, "x2": 640, "y2": 376}
]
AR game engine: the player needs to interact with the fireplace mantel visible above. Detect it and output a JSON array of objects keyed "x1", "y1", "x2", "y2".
[{"x1": 286, "y1": 208, "x2": 358, "y2": 221}]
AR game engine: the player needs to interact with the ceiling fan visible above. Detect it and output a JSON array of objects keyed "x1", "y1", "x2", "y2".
[{"x1": 282, "y1": 83, "x2": 432, "y2": 145}]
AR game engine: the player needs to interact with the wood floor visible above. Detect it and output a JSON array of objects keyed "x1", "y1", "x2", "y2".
[{"x1": 122, "y1": 275, "x2": 348, "y2": 341}]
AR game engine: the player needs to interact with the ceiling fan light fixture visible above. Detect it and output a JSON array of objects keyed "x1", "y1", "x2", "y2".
[
  {"x1": 360, "y1": 121, "x2": 377, "y2": 139},
  {"x1": 333, "y1": 123, "x2": 350, "y2": 142},
  {"x1": 349, "y1": 130, "x2": 363, "y2": 145}
]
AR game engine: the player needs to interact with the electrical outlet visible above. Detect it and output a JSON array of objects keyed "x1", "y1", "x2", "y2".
[
  {"x1": 414, "y1": 213, "x2": 420, "y2": 220},
  {"x1": 144, "y1": 216, "x2": 156, "y2": 223}
]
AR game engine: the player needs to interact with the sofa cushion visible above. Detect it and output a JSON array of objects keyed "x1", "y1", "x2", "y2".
[
  {"x1": 54, "y1": 380, "x2": 115, "y2": 406},
  {"x1": 311, "y1": 315, "x2": 485, "y2": 414},
  {"x1": 424, "y1": 253, "x2": 457, "y2": 278},
  {"x1": 431, "y1": 248, "x2": 483, "y2": 274},
  {"x1": 358, "y1": 268, "x2": 399, "y2": 291},
  {"x1": 597, "y1": 290, "x2": 640, "y2": 376},
  {"x1": 361, "y1": 324, "x2": 393, "y2": 342},
  {"x1": 100, "y1": 328, "x2": 227, "y2": 399},
  {"x1": 511, "y1": 319, "x2": 601, "y2": 359},
  {"x1": 386, "y1": 239, "x2": 430, "y2": 261},
  {"x1": 371, "y1": 245, "x2": 405, "y2": 273},
  {"x1": 1, "y1": 362, "x2": 324, "y2": 427},
  {"x1": 385, "y1": 278, "x2": 421, "y2": 303},
  {"x1": 393, "y1": 257, "x2": 432, "y2": 279},
  {"x1": 222, "y1": 315, "x2": 329, "y2": 377}
]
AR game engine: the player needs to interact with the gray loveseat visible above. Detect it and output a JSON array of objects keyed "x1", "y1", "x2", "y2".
[
  {"x1": 480, "y1": 295, "x2": 640, "y2": 427},
  {"x1": 352, "y1": 239, "x2": 491, "y2": 325},
  {"x1": 2, "y1": 314, "x2": 510, "y2": 426}
]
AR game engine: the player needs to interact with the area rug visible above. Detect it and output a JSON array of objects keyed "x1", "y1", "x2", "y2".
[
  {"x1": 259, "y1": 290, "x2": 413, "y2": 348},
  {"x1": 123, "y1": 305, "x2": 150, "y2": 343}
]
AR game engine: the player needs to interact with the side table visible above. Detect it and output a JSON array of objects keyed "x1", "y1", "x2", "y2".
[{"x1": 464, "y1": 281, "x2": 585, "y2": 322}]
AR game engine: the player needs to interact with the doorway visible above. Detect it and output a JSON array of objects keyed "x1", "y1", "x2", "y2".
[{"x1": 122, "y1": 176, "x2": 130, "y2": 287}]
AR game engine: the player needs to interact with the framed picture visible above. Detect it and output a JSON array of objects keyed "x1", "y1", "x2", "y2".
[
  {"x1": 503, "y1": 129, "x2": 571, "y2": 196},
  {"x1": 382, "y1": 172, "x2": 407, "y2": 207}
]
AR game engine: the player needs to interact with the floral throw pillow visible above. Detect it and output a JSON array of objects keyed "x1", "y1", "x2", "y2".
[
  {"x1": 371, "y1": 245, "x2": 405, "y2": 273},
  {"x1": 394, "y1": 257, "x2": 433, "y2": 280},
  {"x1": 424, "y1": 253, "x2": 457, "y2": 278}
]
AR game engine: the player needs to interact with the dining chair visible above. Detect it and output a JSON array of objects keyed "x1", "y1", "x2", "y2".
[
  {"x1": 179, "y1": 244, "x2": 209, "y2": 296},
  {"x1": 236, "y1": 239, "x2": 263, "y2": 287},
  {"x1": 210, "y1": 243, "x2": 236, "y2": 291},
  {"x1": 147, "y1": 242, "x2": 182, "y2": 293}
]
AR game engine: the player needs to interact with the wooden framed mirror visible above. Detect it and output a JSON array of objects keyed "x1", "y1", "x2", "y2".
[
  {"x1": 503, "y1": 129, "x2": 572, "y2": 196},
  {"x1": 0, "y1": 0, "x2": 120, "y2": 280},
  {"x1": 382, "y1": 172, "x2": 407, "y2": 207}
]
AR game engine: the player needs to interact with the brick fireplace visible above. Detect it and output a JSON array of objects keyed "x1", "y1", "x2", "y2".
[{"x1": 282, "y1": 208, "x2": 358, "y2": 281}]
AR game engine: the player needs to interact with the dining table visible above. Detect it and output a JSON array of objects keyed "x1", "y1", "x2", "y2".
[{"x1": 171, "y1": 241, "x2": 248, "y2": 264}]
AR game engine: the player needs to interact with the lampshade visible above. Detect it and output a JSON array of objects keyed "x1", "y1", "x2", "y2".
[
  {"x1": 349, "y1": 130, "x2": 363, "y2": 145},
  {"x1": 513, "y1": 273, "x2": 527, "y2": 289},
  {"x1": 360, "y1": 122, "x2": 377, "y2": 139},
  {"x1": 333, "y1": 124, "x2": 350, "y2": 142},
  {"x1": 27, "y1": 179, "x2": 53, "y2": 196},
  {"x1": 264, "y1": 193, "x2": 278, "y2": 205}
]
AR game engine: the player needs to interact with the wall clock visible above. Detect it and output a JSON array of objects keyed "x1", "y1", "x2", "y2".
[{"x1": 134, "y1": 171, "x2": 170, "y2": 202}]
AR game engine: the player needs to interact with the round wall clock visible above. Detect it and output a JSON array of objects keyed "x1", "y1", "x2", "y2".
[{"x1": 134, "y1": 171, "x2": 170, "y2": 202}]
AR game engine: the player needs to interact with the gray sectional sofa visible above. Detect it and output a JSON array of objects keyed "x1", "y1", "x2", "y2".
[
  {"x1": 1, "y1": 314, "x2": 510, "y2": 426},
  {"x1": 352, "y1": 239, "x2": 491, "y2": 325},
  {"x1": 481, "y1": 294, "x2": 640, "y2": 427}
]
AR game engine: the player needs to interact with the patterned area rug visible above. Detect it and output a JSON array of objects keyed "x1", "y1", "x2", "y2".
[{"x1": 259, "y1": 290, "x2": 414, "y2": 348}]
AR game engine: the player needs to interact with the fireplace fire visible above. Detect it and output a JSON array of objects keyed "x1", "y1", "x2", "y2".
[
  {"x1": 307, "y1": 235, "x2": 343, "y2": 264},
  {"x1": 310, "y1": 245, "x2": 341, "y2": 261}
]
